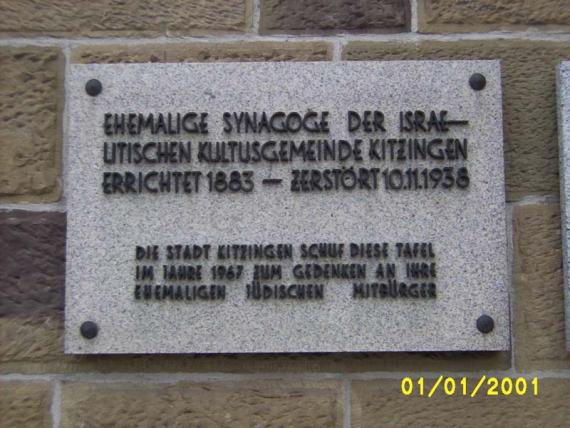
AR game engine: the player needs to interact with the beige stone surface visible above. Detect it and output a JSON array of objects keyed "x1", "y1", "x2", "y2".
[
  {"x1": 61, "y1": 381, "x2": 342, "y2": 428},
  {"x1": 0, "y1": 318, "x2": 64, "y2": 366},
  {"x1": 513, "y1": 204, "x2": 569, "y2": 370},
  {"x1": 352, "y1": 377, "x2": 570, "y2": 427},
  {"x1": 0, "y1": 47, "x2": 62, "y2": 203},
  {"x1": 343, "y1": 40, "x2": 570, "y2": 201},
  {"x1": 71, "y1": 42, "x2": 334, "y2": 64},
  {"x1": 419, "y1": 0, "x2": 570, "y2": 33},
  {"x1": 260, "y1": 0, "x2": 409, "y2": 34},
  {"x1": 0, "y1": 382, "x2": 51, "y2": 428},
  {"x1": 0, "y1": 0, "x2": 248, "y2": 37}
]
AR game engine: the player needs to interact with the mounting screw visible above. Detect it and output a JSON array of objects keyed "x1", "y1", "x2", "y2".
[
  {"x1": 85, "y1": 79, "x2": 102, "y2": 96},
  {"x1": 476, "y1": 315, "x2": 494, "y2": 334},
  {"x1": 80, "y1": 321, "x2": 98, "y2": 339},
  {"x1": 469, "y1": 73, "x2": 486, "y2": 91}
]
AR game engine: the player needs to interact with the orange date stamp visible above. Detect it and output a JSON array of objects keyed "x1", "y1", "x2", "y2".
[{"x1": 401, "y1": 376, "x2": 539, "y2": 397}]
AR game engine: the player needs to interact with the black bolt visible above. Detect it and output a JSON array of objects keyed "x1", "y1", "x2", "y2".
[
  {"x1": 85, "y1": 79, "x2": 102, "y2": 96},
  {"x1": 469, "y1": 73, "x2": 486, "y2": 91},
  {"x1": 80, "y1": 321, "x2": 98, "y2": 339},
  {"x1": 476, "y1": 315, "x2": 494, "y2": 334}
]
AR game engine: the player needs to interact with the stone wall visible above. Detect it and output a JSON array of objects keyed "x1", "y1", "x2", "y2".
[{"x1": 1, "y1": 1, "x2": 569, "y2": 426}]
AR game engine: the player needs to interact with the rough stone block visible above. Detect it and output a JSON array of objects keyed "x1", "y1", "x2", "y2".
[
  {"x1": 260, "y1": 0, "x2": 410, "y2": 34},
  {"x1": 0, "y1": 47, "x2": 62, "y2": 203},
  {"x1": 0, "y1": 382, "x2": 52, "y2": 428},
  {"x1": 61, "y1": 381, "x2": 342, "y2": 428},
  {"x1": 419, "y1": 0, "x2": 570, "y2": 33},
  {"x1": 513, "y1": 203, "x2": 569, "y2": 370},
  {"x1": 0, "y1": 211, "x2": 66, "y2": 365},
  {"x1": 71, "y1": 42, "x2": 333, "y2": 64},
  {"x1": 0, "y1": 0, "x2": 248, "y2": 37}
]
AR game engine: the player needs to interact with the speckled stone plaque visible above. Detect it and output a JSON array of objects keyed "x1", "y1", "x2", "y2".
[
  {"x1": 557, "y1": 62, "x2": 570, "y2": 350},
  {"x1": 65, "y1": 61, "x2": 509, "y2": 354}
]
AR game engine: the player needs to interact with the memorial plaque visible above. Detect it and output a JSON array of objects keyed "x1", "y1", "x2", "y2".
[
  {"x1": 65, "y1": 61, "x2": 509, "y2": 353},
  {"x1": 558, "y1": 61, "x2": 570, "y2": 350}
]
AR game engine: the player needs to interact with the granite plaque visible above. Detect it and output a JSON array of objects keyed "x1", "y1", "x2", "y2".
[
  {"x1": 557, "y1": 61, "x2": 570, "y2": 350},
  {"x1": 65, "y1": 61, "x2": 509, "y2": 354}
]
